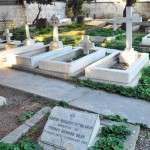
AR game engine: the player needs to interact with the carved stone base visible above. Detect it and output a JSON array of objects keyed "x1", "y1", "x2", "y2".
[
  {"x1": 4, "y1": 43, "x2": 17, "y2": 50},
  {"x1": 49, "y1": 41, "x2": 63, "y2": 50},
  {"x1": 24, "y1": 39, "x2": 35, "y2": 46},
  {"x1": 119, "y1": 49, "x2": 139, "y2": 66}
]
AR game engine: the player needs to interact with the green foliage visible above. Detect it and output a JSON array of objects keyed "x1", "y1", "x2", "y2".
[
  {"x1": 57, "y1": 101, "x2": 69, "y2": 108},
  {"x1": 11, "y1": 27, "x2": 26, "y2": 41},
  {"x1": 101, "y1": 32, "x2": 146, "y2": 52},
  {"x1": 0, "y1": 138, "x2": 42, "y2": 150},
  {"x1": 17, "y1": 111, "x2": 35, "y2": 124},
  {"x1": 72, "y1": 66, "x2": 150, "y2": 101},
  {"x1": 102, "y1": 115, "x2": 128, "y2": 122},
  {"x1": 66, "y1": 0, "x2": 91, "y2": 19},
  {"x1": 86, "y1": 28, "x2": 124, "y2": 37},
  {"x1": 90, "y1": 125, "x2": 131, "y2": 150},
  {"x1": 61, "y1": 35, "x2": 81, "y2": 46}
]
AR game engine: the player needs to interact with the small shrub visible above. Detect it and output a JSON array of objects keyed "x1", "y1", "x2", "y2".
[
  {"x1": 0, "y1": 138, "x2": 42, "y2": 150},
  {"x1": 17, "y1": 111, "x2": 35, "y2": 124},
  {"x1": 90, "y1": 125, "x2": 131, "y2": 150}
]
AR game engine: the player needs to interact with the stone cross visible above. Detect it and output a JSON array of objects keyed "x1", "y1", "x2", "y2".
[
  {"x1": 79, "y1": 35, "x2": 95, "y2": 55},
  {"x1": 114, "y1": 7, "x2": 142, "y2": 65},
  {"x1": 51, "y1": 15, "x2": 60, "y2": 42},
  {"x1": 4, "y1": 29, "x2": 12, "y2": 43},
  {"x1": 114, "y1": 7, "x2": 142, "y2": 52}
]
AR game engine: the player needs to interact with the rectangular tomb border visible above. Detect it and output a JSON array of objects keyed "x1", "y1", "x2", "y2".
[
  {"x1": 39, "y1": 106, "x2": 100, "y2": 150},
  {"x1": 39, "y1": 46, "x2": 106, "y2": 77},
  {"x1": 14, "y1": 46, "x2": 72, "y2": 68},
  {"x1": 85, "y1": 51, "x2": 149, "y2": 86},
  {"x1": 5, "y1": 43, "x2": 44, "y2": 65}
]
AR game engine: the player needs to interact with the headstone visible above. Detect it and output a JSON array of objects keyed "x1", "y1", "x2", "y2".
[
  {"x1": 0, "y1": 96, "x2": 7, "y2": 106},
  {"x1": 49, "y1": 15, "x2": 63, "y2": 50},
  {"x1": 24, "y1": 24, "x2": 35, "y2": 46},
  {"x1": 4, "y1": 29, "x2": 12, "y2": 43},
  {"x1": 3, "y1": 29, "x2": 17, "y2": 50},
  {"x1": 79, "y1": 35, "x2": 95, "y2": 54},
  {"x1": 39, "y1": 106, "x2": 100, "y2": 150},
  {"x1": 114, "y1": 7, "x2": 142, "y2": 66}
]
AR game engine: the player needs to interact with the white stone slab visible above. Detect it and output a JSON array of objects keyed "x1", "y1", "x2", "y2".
[
  {"x1": 141, "y1": 33, "x2": 150, "y2": 46},
  {"x1": 0, "y1": 96, "x2": 7, "y2": 106},
  {"x1": 15, "y1": 46, "x2": 72, "y2": 68},
  {"x1": 39, "y1": 47, "x2": 106, "y2": 76},
  {"x1": 0, "y1": 40, "x2": 21, "y2": 50},
  {"x1": 39, "y1": 106, "x2": 100, "y2": 150},
  {"x1": 85, "y1": 51, "x2": 149, "y2": 85},
  {"x1": 5, "y1": 43, "x2": 44, "y2": 65}
]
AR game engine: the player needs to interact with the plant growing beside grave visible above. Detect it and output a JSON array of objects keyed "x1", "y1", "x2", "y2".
[
  {"x1": 72, "y1": 66, "x2": 150, "y2": 101},
  {"x1": 101, "y1": 32, "x2": 146, "y2": 52},
  {"x1": 0, "y1": 138, "x2": 43, "y2": 150},
  {"x1": 17, "y1": 111, "x2": 35, "y2": 124},
  {"x1": 89, "y1": 125, "x2": 131, "y2": 150},
  {"x1": 86, "y1": 28, "x2": 124, "y2": 37}
]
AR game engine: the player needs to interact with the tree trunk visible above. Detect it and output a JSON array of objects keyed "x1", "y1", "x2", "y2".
[
  {"x1": 32, "y1": 4, "x2": 42, "y2": 25},
  {"x1": 121, "y1": 6, "x2": 126, "y2": 30}
]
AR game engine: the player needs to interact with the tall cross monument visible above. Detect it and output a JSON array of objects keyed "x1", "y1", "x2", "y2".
[{"x1": 114, "y1": 0, "x2": 142, "y2": 66}]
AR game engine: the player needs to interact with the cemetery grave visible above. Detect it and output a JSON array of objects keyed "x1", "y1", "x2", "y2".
[
  {"x1": 0, "y1": 100, "x2": 144, "y2": 150},
  {"x1": 85, "y1": 6, "x2": 149, "y2": 87},
  {"x1": 0, "y1": 29, "x2": 21, "y2": 50},
  {"x1": 0, "y1": 0, "x2": 149, "y2": 149},
  {"x1": 38, "y1": 36, "x2": 106, "y2": 78}
]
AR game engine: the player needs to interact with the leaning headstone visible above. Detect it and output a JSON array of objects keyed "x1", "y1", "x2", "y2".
[
  {"x1": 0, "y1": 96, "x2": 7, "y2": 106},
  {"x1": 49, "y1": 15, "x2": 63, "y2": 50},
  {"x1": 39, "y1": 106, "x2": 100, "y2": 150},
  {"x1": 79, "y1": 35, "x2": 95, "y2": 54}
]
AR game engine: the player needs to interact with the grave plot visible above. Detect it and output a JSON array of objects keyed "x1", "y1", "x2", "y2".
[
  {"x1": 39, "y1": 46, "x2": 106, "y2": 78},
  {"x1": 1, "y1": 43, "x2": 44, "y2": 65},
  {"x1": 0, "y1": 29, "x2": 21, "y2": 50},
  {"x1": 140, "y1": 33, "x2": 150, "y2": 52},
  {"x1": 85, "y1": 6, "x2": 149, "y2": 87},
  {"x1": 12, "y1": 45, "x2": 72, "y2": 68},
  {"x1": 85, "y1": 51, "x2": 148, "y2": 86},
  {"x1": 0, "y1": 106, "x2": 141, "y2": 150}
]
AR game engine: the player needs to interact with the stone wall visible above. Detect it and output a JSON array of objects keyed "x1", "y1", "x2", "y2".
[
  {"x1": 25, "y1": 2, "x2": 66, "y2": 24},
  {"x1": 0, "y1": 5, "x2": 25, "y2": 28},
  {"x1": 0, "y1": 1, "x2": 149, "y2": 29},
  {"x1": 83, "y1": 2, "x2": 150, "y2": 18},
  {"x1": 0, "y1": 2, "x2": 66, "y2": 29}
]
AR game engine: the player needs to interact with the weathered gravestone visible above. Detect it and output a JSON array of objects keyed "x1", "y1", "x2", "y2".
[
  {"x1": 49, "y1": 15, "x2": 63, "y2": 50},
  {"x1": 39, "y1": 106, "x2": 100, "y2": 150}
]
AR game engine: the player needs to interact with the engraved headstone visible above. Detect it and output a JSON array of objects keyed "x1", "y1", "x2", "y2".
[{"x1": 39, "y1": 106, "x2": 100, "y2": 150}]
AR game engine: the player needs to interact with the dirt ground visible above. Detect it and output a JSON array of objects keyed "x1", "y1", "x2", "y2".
[
  {"x1": 0, "y1": 85, "x2": 46, "y2": 138},
  {"x1": 0, "y1": 85, "x2": 150, "y2": 149}
]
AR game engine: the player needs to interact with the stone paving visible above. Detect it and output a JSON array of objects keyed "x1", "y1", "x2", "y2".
[{"x1": 0, "y1": 68, "x2": 150, "y2": 127}]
